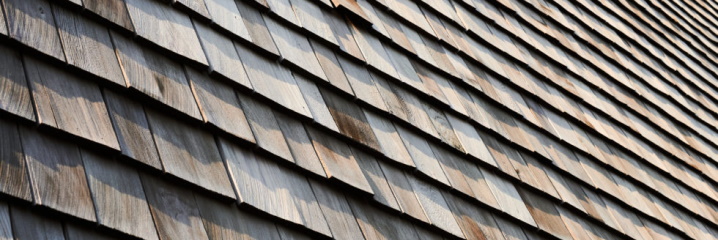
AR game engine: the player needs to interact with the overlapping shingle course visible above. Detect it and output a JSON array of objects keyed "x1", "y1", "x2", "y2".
[{"x1": 2, "y1": 0, "x2": 718, "y2": 239}]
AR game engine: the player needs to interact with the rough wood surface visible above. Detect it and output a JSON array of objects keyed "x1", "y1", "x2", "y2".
[
  {"x1": 141, "y1": 173, "x2": 210, "y2": 240},
  {"x1": 9, "y1": 206, "x2": 65, "y2": 240},
  {"x1": 3, "y1": 0, "x2": 64, "y2": 60},
  {"x1": 352, "y1": 148, "x2": 401, "y2": 211},
  {"x1": 194, "y1": 22, "x2": 252, "y2": 88},
  {"x1": 236, "y1": 94, "x2": 294, "y2": 162},
  {"x1": 337, "y1": 53, "x2": 388, "y2": 111},
  {"x1": 24, "y1": 56, "x2": 119, "y2": 150},
  {"x1": 195, "y1": 194, "x2": 283, "y2": 240},
  {"x1": 264, "y1": 15, "x2": 327, "y2": 80},
  {"x1": 0, "y1": 45, "x2": 34, "y2": 121},
  {"x1": 20, "y1": 127, "x2": 96, "y2": 222},
  {"x1": 407, "y1": 177, "x2": 464, "y2": 238},
  {"x1": 235, "y1": 43, "x2": 313, "y2": 118},
  {"x1": 187, "y1": 67, "x2": 255, "y2": 142},
  {"x1": 363, "y1": 110, "x2": 414, "y2": 167},
  {"x1": 103, "y1": 90, "x2": 162, "y2": 169},
  {"x1": 125, "y1": 0, "x2": 208, "y2": 64},
  {"x1": 293, "y1": 74, "x2": 339, "y2": 132},
  {"x1": 236, "y1": 1, "x2": 279, "y2": 56},
  {"x1": 81, "y1": 150, "x2": 158, "y2": 240},
  {"x1": 146, "y1": 109, "x2": 235, "y2": 198},
  {"x1": 112, "y1": 32, "x2": 203, "y2": 119},
  {"x1": 82, "y1": 0, "x2": 134, "y2": 31},
  {"x1": 0, "y1": 119, "x2": 31, "y2": 201},
  {"x1": 274, "y1": 112, "x2": 326, "y2": 177},
  {"x1": 309, "y1": 179, "x2": 366, "y2": 239},
  {"x1": 306, "y1": 127, "x2": 373, "y2": 194},
  {"x1": 349, "y1": 198, "x2": 421, "y2": 240},
  {"x1": 53, "y1": 7, "x2": 124, "y2": 86},
  {"x1": 290, "y1": 0, "x2": 337, "y2": 44},
  {"x1": 320, "y1": 89, "x2": 379, "y2": 149},
  {"x1": 0, "y1": 202, "x2": 10, "y2": 240},
  {"x1": 377, "y1": 160, "x2": 429, "y2": 222},
  {"x1": 204, "y1": 0, "x2": 251, "y2": 40},
  {"x1": 395, "y1": 125, "x2": 449, "y2": 185}
]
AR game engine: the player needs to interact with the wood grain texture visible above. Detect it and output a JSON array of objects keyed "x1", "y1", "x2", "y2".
[
  {"x1": 194, "y1": 22, "x2": 252, "y2": 88},
  {"x1": 324, "y1": 11, "x2": 364, "y2": 61},
  {"x1": 349, "y1": 198, "x2": 422, "y2": 240},
  {"x1": 3, "y1": 0, "x2": 65, "y2": 60},
  {"x1": 0, "y1": 119, "x2": 32, "y2": 201},
  {"x1": 350, "y1": 24, "x2": 399, "y2": 79},
  {"x1": 430, "y1": 143, "x2": 498, "y2": 208},
  {"x1": 363, "y1": 110, "x2": 414, "y2": 167},
  {"x1": 195, "y1": 194, "x2": 283, "y2": 240},
  {"x1": 112, "y1": 32, "x2": 202, "y2": 119},
  {"x1": 235, "y1": 43, "x2": 312, "y2": 118},
  {"x1": 20, "y1": 127, "x2": 96, "y2": 221},
  {"x1": 25, "y1": 55, "x2": 120, "y2": 150},
  {"x1": 517, "y1": 188, "x2": 572, "y2": 240},
  {"x1": 146, "y1": 109, "x2": 235, "y2": 198},
  {"x1": 125, "y1": 0, "x2": 207, "y2": 64},
  {"x1": 236, "y1": 94, "x2": 294, "y2": 162},
  {"x1": 311, "y1": 38, "x2": 353, "y2": 91},
  {"x1": 352, "y1": 147, "x2": 401, "y2": 211},
  {"x1": 204, "y1": 0, "x2": 251, "y2": 40},
  {"x1": 396, "y1": 125, "x2": 450, "y2": 185},
  {"x1": 103, "y1": 90, "x2": 162, "y2": 169},
  {"x1": 293, "y1": 73, "x2": 339, "y2": 132},
  {"x1": 377, "y1": 160, "x2": 429, "y2": 222},
  {"x1": 176, "y1": 0, "x2": 210, "y2": 19},
  {"x1": 0, "y1": 45, "x2": 34, "y2": 121},
  {"x1": 10, "y1": 206, "x2": 65, "y2": 240},
  {"x1": 407, "y1": 176, "x2": 464, "y2": 238},
  {"x1": 306, "y1": 127, "x2": 373, "y2": 194},
  {"x1": 83, "y1": 0, "x2": 134, "y2": 31},
  {"x1": 482, "y1": 169, "x2": 536, "y2": 227},
  {"x1": 187, "y1": 67, "x2": 255, "y2": 143},
  {"x1": 446, "y1": 114, "x2": 497, "y2": 167},
  {"x1": 274, "y1": 112, "x2": 326, "y2": 177},
  {"x1": 140, "y1": 173, "x2": 210, "y2": 240},
  {"x1": 219, "y1": 138, "x2": 328, "y2": 231},
  {"x1": 236, "y1": 0, "x2": 279, "y2": 56},
  {"x1": 320, "y1": 88, "x2": 379, "y2": 149},
  {"x1": 336, "y1": 53, "x2": 388, "y2": 111},
  {"x1": 81, "y1": 150, "x2": 158, "y2": 240},
  {"x1": 53, "y1": 7, "x2": 124, "y2": 86},
  {"x1": 266, "y1": 0, "x2": 299, "y2": 25},
  {"x1": 0, "y1": 202, "x2": 10, "y2": 240},
  {"x1": 443, "y1": 192, "x2": 506, "y2": 240},
  {"x1": 309, "y1": 179, "x2": 366, "y2": 240},
  {"x1": 290, "y1": 0, "x2": 337, "y2": 44},
  {"x1": 0, "y1": 3, "x2": 5, "y2": 36},
  {"x1": 264, "y1": 16, "x2": 327, "y2": 80}
]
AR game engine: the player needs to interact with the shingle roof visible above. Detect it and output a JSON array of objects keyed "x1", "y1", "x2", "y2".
[{"x1": 1, "y1": 0, "x2": 718, "y2": 239}]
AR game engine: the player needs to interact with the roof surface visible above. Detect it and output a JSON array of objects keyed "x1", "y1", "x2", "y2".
[{"x1": 0, "y1": 0, "x2": 718, "y2": 239}]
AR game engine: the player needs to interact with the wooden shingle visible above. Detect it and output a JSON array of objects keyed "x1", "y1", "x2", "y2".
[
  {"x1": 53, "y1": 7, "x2": 124, "y2": 86},
  {"x1": 363, "y1": 110, "x2": 414, "y2": 167},
  {"x1": 0, "y1": 119, "x2": 31, "y2": 201},
  {"x1": 352, "y1": 147, "x2": 401, "y2": 210},
  {"x1": 349, "y1": 198, "x2": 422, "y2": 240},
  {"x1": 81, "y1": 150, "x2": 158, "y2": 240},
  {"x1": 321, "y1": 89, "x2": 379, "y2": 149},
  {"x1": 195, "y1": 194, "x2": 284, "y2": 240},
  {"x1": 235, "y1": 43, "x2": 313, "y2": 118},
  {"x1": 3, "y1": 0, "x2": 64, "y2": 60},
  {"x1": 112, "y1": 32, "x2": 203, "y2": 119},
  {"x1": 203, "y1": 0, "x2": 251, "y2": 40},
  {"x1": 9, "y1": 206, "x2": 65, "y2": 240},
  {"x1": 396, "y1": 125, "x2": 450, "y2": 185},
  {"x1": 141, "y1": 173, "x2": 210, "y2": 240},
  {"x1": 219, "y1": 139, "x2": 330, "y2": 234},
  {"x1": 125, "y1": 0, "x2": 208, "y2": 64},
  {"x1": 293, "y1": 73, "x2": 339, "y2": 132},
  {"x1": 103, "y1": 90, "x2": 162, "y2": 169},
  {"x1": 264, "y1": 16, "x2": 327, "y2": 80},
  {"x1": 146, "y1": 109, "x2": 235, "y2": 198},
  {"x1": 24, "y1": 56, "x2": 119, "y2": 150},
  {"x1": 0, "y1": 202, "x2": 10, "y2": 240},
  {"x1": 0, "y1": 45, "x2": 34, "y2": 121},
  {"x1": 377, "y1": 160, "x2": 429, "y2": 222},
  {"x1": 306, "y1": 127, "x2": 373, "y2": 194},
  {"x1": 82, "y1": 0, "x2": 134, "y2": 31},
  {"x1": 274, "y1": 112, "x2": 326, "y2": 177},
  {"x1": 290, "y1": 0, "x2": 338, "y2": 45},
  {"x1": 236, "y1": 94, "x2": 294, "y2": 162},
  {"x1": 20, "y1": 127, "x2": 96, "y2": 221},
  {"x1": 407, "y1": 177, "x2": 464, "y2": 238},
  {"x1": 236, "y1": 0, "x2": 279, "y2": 56},
  {"x1": 187, "y1": 68, "x2": 255, "y2": 143},
  {"x1": 309, "y1": 180, "x2": 366, "y2": 239},
  {"x1": 194, "y1": 23, "x2": 252, "y2": 88}
]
